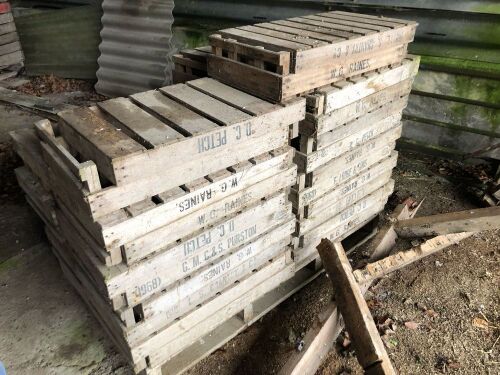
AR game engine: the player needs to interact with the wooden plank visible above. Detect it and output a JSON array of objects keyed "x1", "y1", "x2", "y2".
[
  {"x1": 88, "y1": 97, "x2": 302, "y2": 195},
  {"x1": 300, "y1": 195, "x2": 389, "y2": 254},
  {"x1": 354, "y1": 232, "x2": 474, "y2": 285},
  {"x1": 303, "y1": 88, "x2": 408, "y2": 139},
  {"x1": 130, "y1": 89, "x2": 218, "y2": 135},
  {"x1": 317, "y1": 240, "x2": 396, "y2": 374},
  {"x1": 256, "y1": 22, "x2": 344, "y2": 43},
  {"x1": 10, "y1": 129, "x2": 51, "y2": 189},
  {"x1": 238, "y1": 25, "x2": 328, "y2": 48},
  {"x1": 207, "y1": 55, "x2": 283, "y2": 102},
  {"x1": 15, "y1": 166, "x2": 57, "y2": 227},
  {"x1": 126, "y1": 225, "x2": 293, "y2": 344},
  {"x1": 394, "y1": 207, "x2": 500, "y2": 237},
  {"x1": 281, "y1": 200, "x2": 421, "y2": 375},
  {"x1": 319, "y1": 12, "x2": 407, "y2": 28},
  {"x1": 159, "y1": 84, "x2": 252, "y2": 125},
  {"x1": 307, "y1": 168, "x2": 394, "y2": 218},
  {"x1": 288, "y1": 16, "x2": 365, "y2": 36},
  {"x1": 333, "y1": 11, "x2": 411, "y2": 26},
  {"x1": 304, "y1": 14, "x2": 390, "y2": 32},
  {"x1": 58, "y1": 106, "x2": 146, "y2": 185},
  {"x1": 130, "y1": 252, "x2": 294, "y2": 370},
  {"x1": 121, "y1": 168, "x2": 296, "y2": 264},
  {"x1": 272, "y1": 19, "x2": 354, "y2": 39},
  {"x1": 186, "y1": 78, "x2": 276, "y2": 116},
  {"x1": 296, "y1": 120, "x2": 402, "y2": 173},
  {"x1": 319, "y1": 56, "x2": 419, "y2": 114},
  {"x1": 284, "y1": 45, "x2": 408, "y2": 98},
  {"x1": 209, "y1": 34, "x2": 290, "y2": 73},
  {"x1": 97, "y1": 97, "x2": 184, "y2": 148},
  {"x1": 0, "y1": 87, "x2": 72, "y2": 114},
  {"x1": 294, "y1": 148, "x2": 397, "y2": 210},
  {"x1": 299, "y1": 180, "x2": 394, "y2": 235},
  {"x1": 218, "y1": 27, "x2": 312, "y2": 52},
  {"x1": 95, "y1": 148, "x2": 293, "y2": 249},
  {"x1": 101, "y1": 193, "x2": 293, "y2": 306},
  {"x1": 316, "y1": 108, "x2": 403, "y2": 150}
]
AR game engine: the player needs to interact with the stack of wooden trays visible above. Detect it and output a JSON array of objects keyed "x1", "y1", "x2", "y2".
[
  {"x1": 0, "y1": 0, "x2": 23, "y2": 71},
  {"x1": 292, "y1": 56, "x2": 420, "y2": 264},
  {"x1": 11, "y1": 78, "x2": 305, "y2": 374},
  {"x1": 205, "y1": 11, "x2": 419, "y2": 268}
]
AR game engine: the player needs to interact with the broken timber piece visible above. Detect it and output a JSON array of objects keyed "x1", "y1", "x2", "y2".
[
  {"x1": 354, "y1": 232, "x2": 474, "y2": 285},
  {"x1": 368, "y1": 198, "x2": 422, "y2": 261},
  {"x1": 317, "y1": 239, "x2": 396, "y2": 375},
  {"x1": 394, "y1": 206, "x2": 500, "y2": 238},
  {"x1": 279, "y1": 200, "x2": 423, "y2": 375}
]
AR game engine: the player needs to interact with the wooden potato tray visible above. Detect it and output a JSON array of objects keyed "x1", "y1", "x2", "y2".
[{"x1": 208, "y1": 11, "x2": 416, "y2": 102}]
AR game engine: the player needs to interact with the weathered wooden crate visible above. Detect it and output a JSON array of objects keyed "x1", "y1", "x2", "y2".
[
  {"x1": 304, "y1": 55, "x2": 419, "y2": 118},
  {"x1": 53, "y1": 190, "x2": 295, "y2": 311},
  {"x1": 12, "y1": 124, "x2": 297, "y2": 266},
  {"x1": 48, "y1": 222, "x2": 294, "y2": 373},
  {"x1": 173, "y1": 46, "x2": 210, "y2": 83},
  {"x1": 208, "y1": 11, "x2": 416, "y2": 102},
  {"x1": 293, "y1": 184, "x2": 393, "y2": 265},
  {"x1": 20, "y1": 78, "x2": 303, "y2": 221}
]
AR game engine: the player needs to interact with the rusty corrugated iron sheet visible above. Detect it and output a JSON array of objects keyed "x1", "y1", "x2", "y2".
[{"x1": 95, "y1": 0, "x2": 174, "y2": 97}]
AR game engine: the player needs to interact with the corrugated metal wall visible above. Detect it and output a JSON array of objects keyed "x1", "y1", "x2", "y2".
[
  {"x1": 14, "y1": 5, "x2": 101, "y2": 78},
  {"x1": 95, "y1": 0, "x2": 174, "y2": 97},
  {"x1": 174, "y1": 0, "x2": 500, "y2": 159}
]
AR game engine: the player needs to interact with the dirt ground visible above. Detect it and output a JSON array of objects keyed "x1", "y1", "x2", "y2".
[{"x1": 0, "y1": 77, "x2": 498, "y2": 375}]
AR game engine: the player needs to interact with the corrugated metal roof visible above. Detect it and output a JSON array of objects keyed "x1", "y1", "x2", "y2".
[{"x1": 95, "y1": 0, "x2": 174, "y2": 97}]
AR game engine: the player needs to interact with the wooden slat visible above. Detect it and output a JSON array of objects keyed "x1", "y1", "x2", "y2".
[
  {"x1": 256, "y1": 22, "x2": 344, "y2": 43},
  {"x1": 238, "y1": 25, "x2": 328, "y2": 48},
  {"x1": 319, "y1": 12, "x2": 404, "y2": 28},
  {"x1": 186, "y1": 78, "x2": 276, "y2": 116},
  {"x1": 130, "y1": 89, "x2": 218, "y2": 135},
  {"x1": 394, "y1": 207, "x2": 500, "y2": 237},
  {"x1": 295, "y1": 16, "x2": 376, "y2": 35},
  {"x1": 98, "y1": 97, "x2": 184, "y2": 148},
  {"x1": 279, "y1": 19, "x2": 357, "y2": 39},
  {"x1": 207, "y1": 55, "x2": 283, "y2": 102},
  {"x1": 312, "y1": 13, "x2": 392, "y2": 31},
  {"x1": 218, "y1": 27, "x2": 312, "y2": 52},
  {"x1": 58, "y1": 106, "x2": 145, "y2": 185},
  {"x1": 333, "y1": 11, "x2": 413, "y2": 26},
  {"x1": 354, "y1": 232, "x2": 474, "y2": 285},
  {"x1": 159, "y1": 84, "x2": 252, "y2": 125}
]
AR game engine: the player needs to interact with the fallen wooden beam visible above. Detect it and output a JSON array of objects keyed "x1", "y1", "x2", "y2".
[
  {"x1": 279, "y1": 201, "x2": 422, "y2": 375},
  {"x1": 394, "y1": 206, "x2": 500, "y2": 238},
  {"x1": 317, "y1": 240, "x2": 396, "y2": 375},
  {"x1": 353, "y1": 232, "x2": 473, "y2": 285}
]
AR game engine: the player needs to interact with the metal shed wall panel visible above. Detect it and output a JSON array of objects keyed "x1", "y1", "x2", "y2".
[{"x1": 95, "y1": 0, "x2": 174, "y2": 97}]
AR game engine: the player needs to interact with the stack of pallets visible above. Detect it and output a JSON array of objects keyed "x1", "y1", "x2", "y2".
[
  {"x1": 206, "y1": 11, "x2": 419, "y2": 267},
  {"x1": 0, "y1": 0, "x2": 23, "y2": 72},
  {"x1": 11, "y1": 78, "x2": 305, "y2": 374}
]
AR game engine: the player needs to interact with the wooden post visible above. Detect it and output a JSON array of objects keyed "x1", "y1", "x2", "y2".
[{"x1": 317, "y1": 239, "x2": 396, "y2": 375}]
